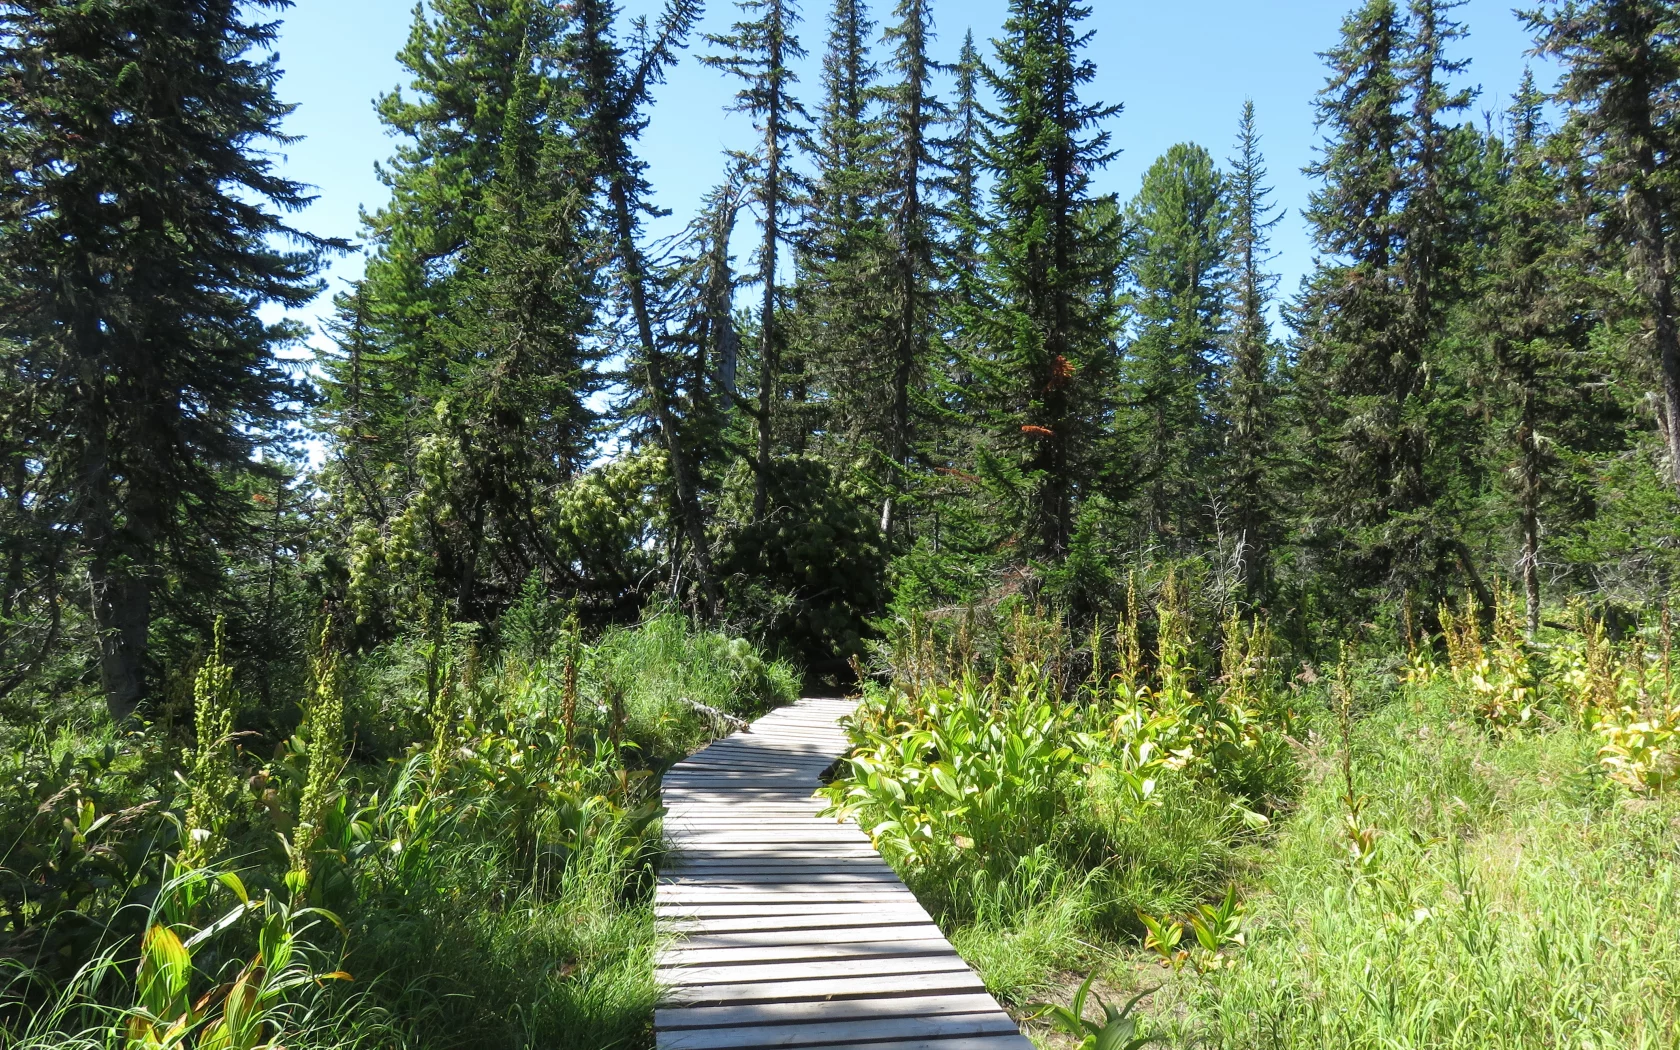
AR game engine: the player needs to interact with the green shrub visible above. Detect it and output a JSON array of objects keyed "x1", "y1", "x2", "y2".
[{"x1": 715, "y1": 456, "x2": 887, "y2": 668}]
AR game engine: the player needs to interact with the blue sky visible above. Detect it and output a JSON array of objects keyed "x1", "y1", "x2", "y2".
[{"x1": 270, "y1": 0, "x2": 1550, "y2": 346}]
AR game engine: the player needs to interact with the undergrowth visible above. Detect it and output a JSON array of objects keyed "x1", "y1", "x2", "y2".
[
  {"x1": 0, "y1": 609, "x2": 797, "y2": 1050},
  {"x1": 832, "y1": 582, "x2": 1680, "y2": 1048}
]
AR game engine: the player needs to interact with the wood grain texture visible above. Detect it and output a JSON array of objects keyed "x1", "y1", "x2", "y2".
[{"x1": 655, "y1": 697, "x2": 1028, "y2": 1050}]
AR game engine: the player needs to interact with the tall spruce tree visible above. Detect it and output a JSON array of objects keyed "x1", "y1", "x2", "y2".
[
  {"x1": 1224, "y1": 102, "x2": 1283, "y2": 599},
  {"x1": 705, "y1": 0, "x2": 810, "y2": 519},
  {"x1": 355, "y1": 0, "x2": 546, "y2": 412},
  {"x1": 324, "y1": 0, "x2": 602, "y2": 626},
  {"x1": 1295, "y1": 0, "x2": 1415, "y2": 612},
  {"x1": 877, "y1": 0, "x2": 944, "y2": 537},
  {"x1": 0, "y1": 0, "x2": 332, "y2": 718},
  {"x1": 975, "y1": 0, "x2": 1122, "y2": 560},
  {"x1": 1528, "y1": 0, "x2": 1680, "y2": 493},
  {"x1": 798, "y1": 0, "x2": 887, "y2": 459},
  {"x1": 943, "y1": 31, "x2": 986, "y2": 280},
  {"x1": 1478, "y1": 73, "x2": 1621, "y2": 635},
  {"x1": 572, "y1": 0, "x2": 718, "y2": 612},
  {"x1": 1122, "y1": 144, "x2": 1232, "y2": 554}
]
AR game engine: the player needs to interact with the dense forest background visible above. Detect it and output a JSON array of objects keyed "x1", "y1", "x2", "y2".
[
  {"x1": 0, "y1": 0, "x2": 1675, "y2": 735},
  {"x1": 8, "y1": 2, "x2": 1680, "y2": 1047}
]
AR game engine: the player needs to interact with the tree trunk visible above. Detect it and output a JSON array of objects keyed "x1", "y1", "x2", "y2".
[
  {"x1": 608, "y1": 179, "x2": 722, "y2": 616},
  {"x1": 89, "y1": 549, "x2": 147, "y2": 721},
  {"x1": 754, "y1": 81, "x2": 783, "y2": 522},
  {"x1": 1519, "y1": 390, "x2": 1542, "y2": 639}
]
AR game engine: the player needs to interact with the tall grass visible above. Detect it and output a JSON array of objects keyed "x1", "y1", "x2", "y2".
[
  {"x1": 824, "y1": 591, "x2": 1290, "y2": 1005},
  {"x1": 0, "y1": 611, "x2": 799, "y2": 1050},
  {"x1": 1149, "y1": 682, "x2": 1680, "y2": 1049}
]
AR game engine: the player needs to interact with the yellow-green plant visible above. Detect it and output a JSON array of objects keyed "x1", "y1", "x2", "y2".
[
  {"x1": 1137, "y1": 909, "x2": 1188, "y2": 971},
  {"x1": 1136, "y1": 885, "x2": 1246, "y2": 975},
  {"x1": 1438, "y1": 600, "x2": 1483, "y2": 678},
  {"x1": 1596, "y1": 704, "x2": 1680, "y2": 793},
  {"x1": 820, "y1": 676, "x2": 1082, "y2": 871},
  {"x1": 180, "y1": 618, "x2": 238, "y2": 871},
  {"x1": 124, "y1": 876, "x2": 348, "y2": 1050},
  {"x1": 289, "y1": 624, "x2": 345, "y2": 892},
  {"x1": 1028, "y1": 974, "x2": 1161, "y2": 1050},
  {"x1": 1465, "y1": 588, "x2": 1540, "y2": 732}
]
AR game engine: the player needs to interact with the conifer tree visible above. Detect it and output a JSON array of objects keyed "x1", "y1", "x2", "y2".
[
  {"x1": 877, "y1": 0, "x2": 944, "y2": 537},
  {"x1": 798, "y1": 0, "x2": 887, "y2": 457},
  {"x1": 572, "y1": 0, "x2": 718, "y2": 612},
  {"x1": 974, "y1": 0, "x2": 1123, "y2": 560},
  {"x1": 943, "y1": 31, "x2": 986, "y2": 279},
  {"x1": 0, "y1": 0, "x2": 332, "y2": 718},
  {"x1": 433, "y1": 36, "x2": 603, "y2": 613},
  {"x1": 1122, "y1": 144, "x2": 1232, "y2": 552},
  {"x1": 1299, "y1": 0, "x2": 1490, "y2": 618},
  {"x1": 355, "y1": 0, "x2": 546, "y2": 410},
  {"x1": 1478, "y1": 74, "x2": 1620, "y2": 635},
  {"x1": 705, "y1": 0, "x2": 810, "y2": 519},
  {"x1": 1224, "y1": 102, "x2": 1283, "y2": 598},
  {"x1": 324, "y1": 0, "x2": 603, "y2": 623},
  {"x1": 1528, "y1": 0, "x2": 1680, "y2": 492},
  {"x1": 1294, "y1": 0, "x2": 1413, "y2": 610}
]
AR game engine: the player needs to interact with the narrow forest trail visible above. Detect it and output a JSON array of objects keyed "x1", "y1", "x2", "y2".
[{"x1": 654, "y1": 697, "x2": 1034, "y2": 1050}]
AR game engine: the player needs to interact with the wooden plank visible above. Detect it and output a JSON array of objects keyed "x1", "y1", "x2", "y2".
[
  {"x1": 657, "y1": 992, "x2": 1002, "y2": 1030},
  {"x1": 665, "y1": 922, "x2": 949, "y2": 950},
  {"x1": 656, "y1": 953, "x2": 974, "y2": 986},
  {"x1": 656, "y1": 901, "x2": 932, "y2": 919},
  {"x1": 662, "y1": 863, "x2": 895, "y2": 875},
  {"x1": 657, "y1": 1011, "x2": 1022, "y2": 1050},
  {"x1": 655, "y1": 937, "x2": 955, "y2": 967},
  {"x1": 661, "y1": 908, "x2": 934, "y2": 933},
  {"x1": 657, "y1": 969, "x2": 987, "y2": 1007},
  {"x1": 664, "y1": 825, "x2": 861, "y2": 837},
  {"x1": 655, "y1": 697, "x2": 1026, "y2": 1050}
]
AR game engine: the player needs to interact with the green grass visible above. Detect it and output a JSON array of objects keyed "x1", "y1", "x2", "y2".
[
  {"x1": 0, "y1": 611, "x2": 800, "y2": 1050},
  {"x1": 1130, "y1": 683, "x2": 1680, "y2": 1049}
]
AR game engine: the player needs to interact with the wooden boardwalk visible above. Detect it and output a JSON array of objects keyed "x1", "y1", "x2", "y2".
[{"x1": 655, "y1": 697, "x2": 1034, "y2": 1050}]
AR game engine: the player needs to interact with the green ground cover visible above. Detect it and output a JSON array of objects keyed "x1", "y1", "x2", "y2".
[
  {"x1": 822, "y1": 591, "x2": 1680, "y2": 1050},
  {"x1": 0, "y1": 612, "x2": 797, "y2": 1050}
]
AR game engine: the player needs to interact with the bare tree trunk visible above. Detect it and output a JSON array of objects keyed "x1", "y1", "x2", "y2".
[
  {"x1": 1519, "y1": 390, "x2": 1542, "y2": 639},
  {"x1": 754, "y1": 99, "x2": 783, "y2": 522},
  {"x1": 89, "y1": 542, "x2": 147, "y2": 721},
  {"x1": 608, "y1": 180, "x2": 722, "y2": 616}
]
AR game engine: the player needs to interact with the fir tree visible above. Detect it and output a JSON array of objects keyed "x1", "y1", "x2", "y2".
[
  {"x1": 1224, "y1": 102, "x2": 1283, "y2": 599},
  {"x1": 875, "y1": 0, "x2": 944, "y2": 538},
  {"x1": 0, "y1": 0, "x2": 333, "y2": 718},
  {"x1": 324, "y1": 0, "x2": 599, "y2": 623},
  {"x1": 572, "y1": 0, "x2": 718, "y2": 612},
  {"x1": 1294, "y1": 0, "x2": 1413, "y2": 611},
  {"x1": 1122, "y1": 143, "x2": 1232, "y2": 552},
  {"x1": 975, "y1": 0, "x2": 1123, "y2": 560},
  {"x1": 1478, "y1": 73, "x2": 1621, "y2": 635},
  {"x1": 356, "y1": 0, "x2": 546, "y2": 407},
  {"x1": 943, "y1": 30, "x2": 986, "y2": 278},
  {"x1": 1528, "y1": 0, "x2": 1680, "y2": 493},
  {"x1": 705, "y1": 0, "x2": 810, "y2": 519},
  {"x1": 798, "y1": 0, "x2": 888, "y2": 461}
]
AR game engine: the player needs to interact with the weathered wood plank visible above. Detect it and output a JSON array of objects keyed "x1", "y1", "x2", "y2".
[
  {"x1": 656, "y1": 936, "x2": 956, "y2": 967},
  {"x1": 654, "y1": 698, "x2": 1025, "y2": 1050},
  {"x1": 657, "y1": 1011, "x2": 1023, "y2": 1050},
  {"x1": 657, "y1": 992, "x2": 1003, "y2": 1030},
  {"x1": 656, "y1": 969, "x2": 987, "y2": 1007},
  {"x1": 655, "y1": 952, "x2": 974, "y2": 986},
  {"x1": 662, "y1": 908, "x2": 934, "y2": 933},
  {"x1": 664, "y1": 922, "x2": 949, "y2": 950}
]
